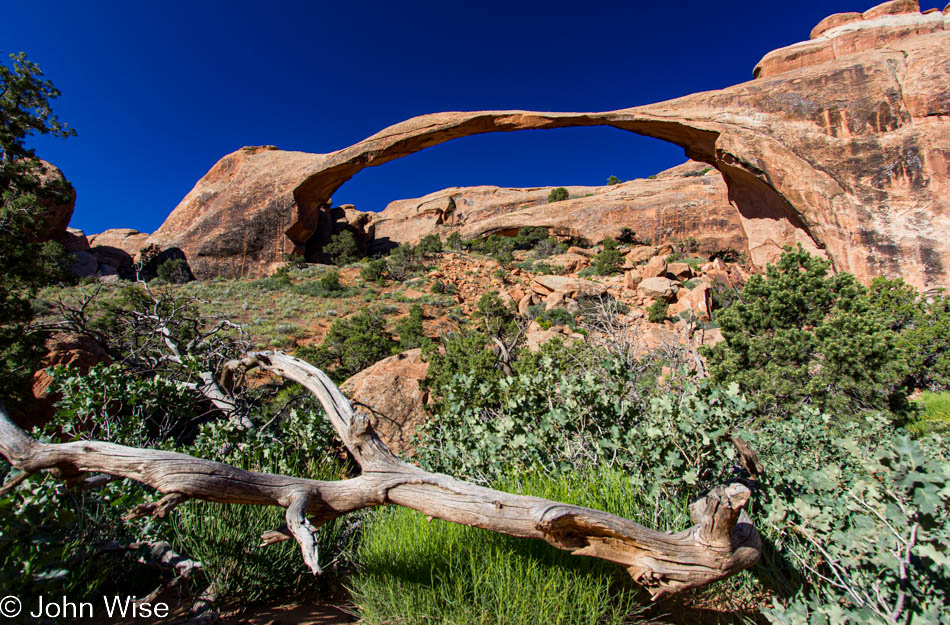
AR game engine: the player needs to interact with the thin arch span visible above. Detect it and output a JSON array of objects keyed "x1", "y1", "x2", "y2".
[{"x1": 285, "y1": 109, "x2": 829, "y2": 266}]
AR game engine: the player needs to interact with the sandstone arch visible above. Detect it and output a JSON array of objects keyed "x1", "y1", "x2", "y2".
[{"x1": 149, "y1": 3, "x2": 950, "y2": 288}]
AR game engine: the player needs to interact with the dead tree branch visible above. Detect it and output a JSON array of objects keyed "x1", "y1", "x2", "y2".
[{"x1": 0, "y1": 351, "x2": 761, "y2": 599}]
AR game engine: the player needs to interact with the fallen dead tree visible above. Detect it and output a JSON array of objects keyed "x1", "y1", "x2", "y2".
[{"x1": 0, "y1": 350, "x2": 761, "y2": 599}]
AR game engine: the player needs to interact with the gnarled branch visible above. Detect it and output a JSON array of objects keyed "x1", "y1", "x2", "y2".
[{"x1": 0, "y1": 350, "x2": 761, "y2": 599}]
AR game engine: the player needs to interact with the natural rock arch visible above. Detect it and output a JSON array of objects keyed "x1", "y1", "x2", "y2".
[
  {"x1": 288, "y1": 110, "x2": 828, "y2": 270},
  {"x1": 149, "y1": 3, "x2": 950, "y2": 288}
]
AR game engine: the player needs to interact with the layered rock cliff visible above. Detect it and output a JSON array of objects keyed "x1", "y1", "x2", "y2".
[
  {"x1": 366, "y1": 161, "x2": 747, "y2": 255},
  {"x1": 150, "y1": 0, "x2": 950, "y2": 289}
]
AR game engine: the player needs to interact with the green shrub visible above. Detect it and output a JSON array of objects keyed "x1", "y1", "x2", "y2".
[
  {"x1": 324, "y1": 230, "x2": 360, "y2": 265},
  {"x1": 395, "y1": 304, "x2": 428, "y2": 350},
  {"x1": 156, "y1": 257, "x2": 192, "y2": 283},
  {"x1": 445, "y1": 231, "x2": 463, "y2": 251},
  {"x1": 466, "y1": 235, "x2": 516, "y2": 265},
  {"x1": 386, "y1": 243, "x2": 417, "y2": 280},
  {"x1": 759, "y1": 426, "x2": 950, "y2": 625},
  {"x1": 606, "y1": 175, "x2": 621, "y2": 185},
  {"x1": 535, "y1": 307, "x2": 577, "y2": 330},
  {"x1": 360, "y1": 258, "x2": 387, "y2": 284},
  {"x1": 870, "y1": 278, "x2": 950, "y2": 392},
  {"x1": 512, "y1": 226, "x2": 550, "y2": 250},
  {"x1": 319, "y1": 269, "x2": 342, "y2": 291},
  {"x1": 704, "y1": 246, "x2": 909, "y2": 418},
  {"x1": 296, "y1": 309, "x2": 397, "y2": 382},
  {"x1": 289, "y1": 270, "x2": 348, "y2": 297},
  {"x1": 647, "y1": 298, "x2": 668, "y2": 323},
  {"x1": 589, "y1": 237, "x2": 624, "y2": 275},
  {"x1": 415, "y1": 233, "x2": 443, "y2": 257},
  {"x1": 547, "y1": 187, "x2": 569, "y2": 203}
]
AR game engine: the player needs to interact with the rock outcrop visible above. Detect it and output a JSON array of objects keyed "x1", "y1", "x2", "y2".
[
  {"x1": 153, "y1": 1, "x2": 950, "y2": 289},
  {"x1": 367, "y1": 161, "x2": 746, "y2": 254},
  {"x1": 22, "y1": 159, "x2": 76, "y2": 244},
  {"x1": 340, "y1": 348, "x2": 429, "y2": 455}
]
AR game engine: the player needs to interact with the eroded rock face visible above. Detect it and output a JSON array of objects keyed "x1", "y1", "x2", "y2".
[
  {"x1": 154, "y1": 1, "x2": 950, "y2": 288},
  {"x1": 24, "y1": 159, "x2": 75, "y2": 244},
  {"x1": 367, "y1": 161, "x2": 745, "y2": 254},
  {"x1": 148, "y1": 146, "x2": 328, "y2": 279},
  {"x1": 339, "y1": 348, "x2": 429, "y2": 455}
]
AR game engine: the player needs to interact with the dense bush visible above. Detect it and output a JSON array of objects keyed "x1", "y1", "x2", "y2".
[
  {"x1": 359, "y1": 257, "x2": 387, "y2": 284},
  {"x1": 156, "y1": 257, "x2": 192, "y2": 283},
  {"x1": 395, "y1": 303, "x2": 428, "y2": 350},
  {"x1": 870, "y1": 277, "x2": 950, "y2": 392},
  {"x1": 606, "y1": 175, "x2": 621, "y2": 185},
  {"x1": 647, "y1": 297, "x2": 668, "y2": 323},
  {"x1": 324, "y1": 230, "x2": 360, "y2": 265},
  {"x1": 296, "y1": 308, "x2": 397, "y2": 382},
  {"x1": 704, "y1": 246, "x2": 910, "y2": 417},
  {"x1": 588, "y1": 237, "x2": 624, "y2": 275},
  {"x1": 415, "y1": 233, "x2": 443, "y2": 257},
  {"x1": 548, "y1": 187, "x2": 569, "y2": 202}
]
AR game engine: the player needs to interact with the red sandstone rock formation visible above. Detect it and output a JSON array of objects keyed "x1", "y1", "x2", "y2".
[
  {"x1": 367, "y1": 161, "x2": 746, "y2": 254},
  {"x1": 340, "y1": 348, "x2": 429, "y2": 455},
  {"x1": 24, "y1": 159, "x2": 75, "y2": 244},
  {"x1": 153, "y1": 1, "x2": 950, "y2": 289}
]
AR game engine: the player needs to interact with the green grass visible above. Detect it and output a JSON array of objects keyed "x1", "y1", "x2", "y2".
[
  {"x1": 908, "y1": 391, "x2": 950, "y2": 435},
  {"x1": 349, "y1": 469, "x2": 679, "y2": 625},
  {"x1": 171, "y1": 459, "x2": 355, "y2": 602}
]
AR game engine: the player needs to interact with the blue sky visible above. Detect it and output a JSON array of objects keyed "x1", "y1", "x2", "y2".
[{"x1": 4, "y1": 0, "x2": 942, "y2": 235}]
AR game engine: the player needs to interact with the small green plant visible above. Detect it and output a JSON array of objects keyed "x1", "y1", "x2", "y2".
[
  {"x1": 648, "y1": 298, "x2": 669, "y2": 323},
  {"x1": 589, "y1": 238, "x2": 624, "y2": 275},
  {"x1": 606, "y1": 175, "x2": 621, "y2": 185},
  {"x1": 156, "y1": 257, "x2": 192, "y2": 283},
  {"x1": 415, "y1": 234, "x2": 443, "y2": 257},
  {"x1": 360, "y1": 258, "x2": 387, "y2": 284},
  {"x1": 547, "y1": 187, "x2": 569, "y2": 203},
  {"x1": 396, "y1": 304, "x2": 428, "y2": 350}
]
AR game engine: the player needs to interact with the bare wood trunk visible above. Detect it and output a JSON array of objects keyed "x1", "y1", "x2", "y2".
[{"x1": 0, "y1": 350, "x2": 760, "y2": 599}]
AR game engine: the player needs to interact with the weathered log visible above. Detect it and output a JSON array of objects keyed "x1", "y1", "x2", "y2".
[{"x1": 0, "y1": 350, "x2": 761, "y2": 599}]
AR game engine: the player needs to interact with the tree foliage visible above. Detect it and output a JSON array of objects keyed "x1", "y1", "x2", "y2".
[
  {"x1": 703, "y1": 246, "x2": 909, "y2": 417},
  {"x1": 1, "y1": 51, "x2": 76, "y2": 187},
  {"x1": 296, "y1": 309, "x2": 397, "y2": 382},
  {"x1": 324, "y1": 230, "x2": 360, "y2": 266}
]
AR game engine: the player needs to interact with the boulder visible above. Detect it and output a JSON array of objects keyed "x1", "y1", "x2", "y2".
[
  {"x1": 625, "y1": 245, "x2": 658, "y2": 265},
  {"x1": 23, "y1": 159, "x2": 76, "y2": 244},
  {"x1": 518, "y1": 292, "x2": 535, "y2": 317},
  {"x1": 88, "y1": 228, "x2": 151, "y2": 260},
  {"x1": 667, "y1": 262, "x2": 693, "y2": 280},
  {"x1": 545, "y1": 252, "x2": 590, "y2": 273},
  {"x1": 340, "y1": 349, "x2": 429, "y2": 455},
  {"x1": 58, "y1": 228, "x2": 90, "y2": 252},
  {"x1": 638, "y1": 277, "x2": 678, "y2": 300},
  {"x1": 624, "y1": 269, "x2": 643, "y2": 290},
  {"x1": 642, "y1": 255, "x2": 668, "y2": 279},
  {"x1": 567, "y1": 246, "x2": 597, "y2": 258},
  {"x1": 69, "y1": 251, "x2": 98, "y2": 277},
  {"x1": 532, "y1": 275, "x2": 608, "y2": 299}
]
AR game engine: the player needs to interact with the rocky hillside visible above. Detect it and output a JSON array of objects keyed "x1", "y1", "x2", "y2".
[{"x1": 96, "y1": 0, "x2": 949, "y2": 290}]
